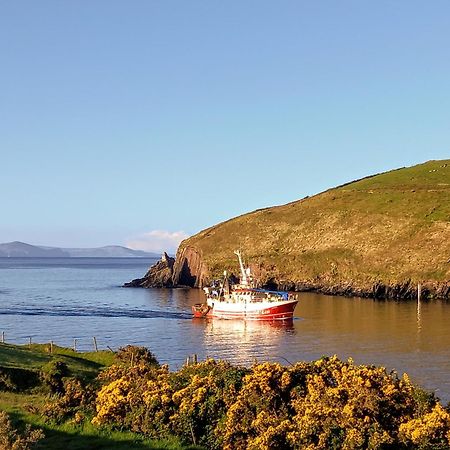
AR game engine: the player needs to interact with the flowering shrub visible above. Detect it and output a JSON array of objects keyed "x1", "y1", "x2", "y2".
[
  {"x1": 286, "y1": 356, "x2": 415, "y2": 449},
  {"x1": 93, "y1": 359, "x2": 246, "y2": 447},
  {"x1": 115, "y1": 345, "x2": 159, "y2": 367},
  {"x1": 91, "y1": 353, "x2": 450, "y2": 450},
  {"x1": 93, "y1": 362, "x2": 172, "y2": 436},
  {"x1": 170, "y1": 360, "x2": 247, "y2": 448},
  {"x1": 41, "y1": 377, "x2": 95, "y2": 423},
  {"x1": 222, "y1": 361, "x2": 299, "y2": 449},
  {"x1": 399, "y1": 403, "x2": 450, "y2": 448},
  {"x1": 0, "y1": 410, "x2": 44, "y2": 450}
]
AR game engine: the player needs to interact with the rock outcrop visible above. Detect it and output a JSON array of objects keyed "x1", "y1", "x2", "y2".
[
  {"x1": 123, "y1": 252, "x2": 175, "y2": 288},
  {"x1": 124, "y1": 248, "x2": 210, "y2": 288},
  {"x1": 172, "y1": 246, "x2": 209, "y2": 287}
]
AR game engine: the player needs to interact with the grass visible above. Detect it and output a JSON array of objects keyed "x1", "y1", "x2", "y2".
[
  {"x1": 0, "y1": 343, "x2": 200, "y2": 449},
  {"x1": 2, "y1": 399, "x2": 197, "y2": 449},
  {"x1": 0, "y1": 342, "x2": 115, "y2": 380},
  {"x1": 179, "y1": 160, "x2": 450, "y2": 292}
]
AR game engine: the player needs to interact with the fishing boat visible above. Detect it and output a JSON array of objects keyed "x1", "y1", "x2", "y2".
[{"x1": 192, "y1": 250, "x2": 298, "y2": 320}]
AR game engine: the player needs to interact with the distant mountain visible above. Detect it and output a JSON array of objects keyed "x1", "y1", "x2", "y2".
[
  {"x1": 0, "y1": 242, "x2": 158, "y2": 258},
  {"x1": 0, "y1": 241, "x2": 70, "y2": 257},
  {"x1": 62, "y1": 246, "x2": 157, "y2": 258}
]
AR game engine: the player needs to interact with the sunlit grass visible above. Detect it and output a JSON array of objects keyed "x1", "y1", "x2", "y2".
[
  {"x1": 0, "y1": 344, "x2": 200, "y2": 449},
  {"x1": 184, "y1": 160, "x2": 450, "y2": 288}
]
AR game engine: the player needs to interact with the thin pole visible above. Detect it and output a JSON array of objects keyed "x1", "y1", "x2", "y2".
[
  {"x1": 93, "y1": 337, "x2": 98, "y2": 352},
  {"x1": 1, "y1": 331, "x2": 4, "y2": 344},
  {"x1": 189, "y1": 422, "x2": 197, "y2": 445},
  {"x1": 73, "y1": 339, "x2": 77, "y2": 352}
]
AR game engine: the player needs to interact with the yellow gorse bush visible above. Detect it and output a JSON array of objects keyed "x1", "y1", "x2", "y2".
[
  {"x1": 0, "y1": 411, "x2": 44, "y2": 450},
  {"x1": 399, "y1": 403, "x2": 450, "y2": 448},
  {"x1": 91, "y1": 354, "x2": 450, "y2": 450}
]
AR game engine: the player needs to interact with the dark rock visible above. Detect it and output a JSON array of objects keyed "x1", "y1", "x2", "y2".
[
  {"x1": 172, "y1": 246, "x2": 208, "y2": 287},
  {"x1": 123, "y1": 252, "x2": 175, "y2": 288}
]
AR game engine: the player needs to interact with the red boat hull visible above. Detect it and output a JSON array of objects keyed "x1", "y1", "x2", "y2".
[{"x1": 192, "y1": 300, "x2": 297, "y2": 321}]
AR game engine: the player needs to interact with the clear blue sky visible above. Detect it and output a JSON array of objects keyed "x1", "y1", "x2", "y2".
[{"x1": 1, "y1": 1, "x2": 449, "y2": 252}]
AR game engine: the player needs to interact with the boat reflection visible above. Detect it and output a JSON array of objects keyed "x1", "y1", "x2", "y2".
[
  {"x1": 192, "y1": 317, "x2": 295, "y2": 332},
  {"x1": 192, "y1": 318, "x2": 296, "y2": 365}
]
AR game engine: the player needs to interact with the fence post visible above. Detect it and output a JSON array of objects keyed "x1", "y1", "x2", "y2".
[
  {"x1": 28, "y1": 337, "x2": 32, "y2": 348},
  {"x1": 93, "y1": 337, "x2": 98, "y2": 352},
  {"x1": 73, "y1": 339, "x2": 77, "y2": 352},
  {"x1": 50, "y1": 341, "x2": 53, "y2": 354},
  {"x1": 1, "y1": 331, "x2": 4, "y2": 343}
]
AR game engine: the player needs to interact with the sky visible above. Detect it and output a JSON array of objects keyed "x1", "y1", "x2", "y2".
[{"x1": 0, "y1": 1, "x2": 449, "y2": 253}]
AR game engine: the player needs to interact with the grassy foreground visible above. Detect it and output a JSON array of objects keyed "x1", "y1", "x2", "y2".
[
  {"x1": 2, "y1": 342, "x2": 450, "y2": 449},
  {"x1": 0, "y1": 343, "x2": 199, "y2": 449}
]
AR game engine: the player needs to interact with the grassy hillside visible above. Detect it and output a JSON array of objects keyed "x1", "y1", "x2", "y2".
[
  {"x1": 177, "y1": 160, "x2": 450, "y2": 298},
  {"x1": 0, "y1": 343, "x2": 199, "y2": 450}
]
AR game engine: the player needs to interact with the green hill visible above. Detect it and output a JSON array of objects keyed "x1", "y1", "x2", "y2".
[{"x1": 172, "y1": 160, "x2": 450, "y2": 299}]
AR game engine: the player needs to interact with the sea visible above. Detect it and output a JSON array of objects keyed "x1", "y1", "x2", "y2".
[{"x1": 1, "y1": 257, "x2": 450, "y2": 403}]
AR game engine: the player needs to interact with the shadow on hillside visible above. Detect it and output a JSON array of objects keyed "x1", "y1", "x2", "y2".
[
  {"x1": 0, "y1": 344, "x2": 50, "y2": 368},
  {"x1": 34, "y1": 427, "x2": 159, "y2": 450}
]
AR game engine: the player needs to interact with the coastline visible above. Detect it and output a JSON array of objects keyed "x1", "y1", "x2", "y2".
[{"x1": 125, "y1": 251, "x2": 450, "y2": 301}]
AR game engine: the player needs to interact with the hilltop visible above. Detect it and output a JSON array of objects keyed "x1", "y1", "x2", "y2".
[{"x1": 166, "y1": 160, "x2": 450, "y2": 299}]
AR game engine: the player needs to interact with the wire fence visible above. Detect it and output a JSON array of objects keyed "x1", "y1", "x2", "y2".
[{"x1": 0, "y1": 331, "x2": 296, "y2": 368}]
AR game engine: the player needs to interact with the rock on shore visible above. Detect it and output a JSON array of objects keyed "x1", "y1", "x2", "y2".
[{"x1": 123, "y1": 252, "x2": 175, "y2": 288}]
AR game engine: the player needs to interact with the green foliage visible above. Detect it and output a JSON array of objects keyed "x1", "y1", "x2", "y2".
[
  {"x1": 115, "y1": 345, "x2": 159, "y2": 367},
  {"x1": 0, "y1": 367, "x2": 40, "y2": 392},
  {"x1": 0, "y1": 344, "x2": 198, "y2": 449},
  {"x1": 93, "y1": 359, "x2": 247, "y2": 448},
  {"x1": 41, "y1": 377, "x2": 95, "y2": 424},
  {"x1": 40, "y1": 360, "x2": 70, "y2": 394},
  {"x1": 0, "y1": 343, "x2": 115, "y2": 380},
  {"x1": 0, "y1": 410, "x2": 44, "y2": 450}
]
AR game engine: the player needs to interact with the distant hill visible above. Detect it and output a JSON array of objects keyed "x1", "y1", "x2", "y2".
[
  {"x1": 170, "y1": 160, "x2": 450, "y2": 299},
  {"x1": 0, "y1": 242, "x2": 158, "y2": 258},
  {"x1": 62, "y1": 246, "x2": 157, "y2": 258}
]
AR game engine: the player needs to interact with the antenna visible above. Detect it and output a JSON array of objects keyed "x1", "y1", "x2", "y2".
[{"x1": 234, "y1": 250, "x2": 248, "y2": 286}]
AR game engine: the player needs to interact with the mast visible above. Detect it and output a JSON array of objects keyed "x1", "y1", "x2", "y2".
[{"x1": 234, "y1": 250, "x2": 248, "y2": 286}]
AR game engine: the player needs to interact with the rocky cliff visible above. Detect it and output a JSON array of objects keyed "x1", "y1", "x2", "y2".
[
  {"x1": 124, "y1": 252, "x2": 175, "y2": 288},
  {"x1": 128, "y1": 160, "x2": 450, "y2": 299}
]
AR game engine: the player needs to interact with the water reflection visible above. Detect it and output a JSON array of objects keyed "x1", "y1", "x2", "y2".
[
  {"x1": 417, "y1": 297, "x2": 422, "y2": 334},
  {"x1": 193, "y1": 318, "x2": 296, "y2": 365},
  {"x1": 192, "y1": 317, "x2": 295, "y2": 332}
]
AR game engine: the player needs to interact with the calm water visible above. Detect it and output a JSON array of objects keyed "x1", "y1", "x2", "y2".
[{"x1": 0, "y1": 258, "x2": 449, "y2": 403}]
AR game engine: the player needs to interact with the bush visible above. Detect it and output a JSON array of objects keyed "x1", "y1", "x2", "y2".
[
  {"x1": 40, "y1": 360, "x2": 70, "y2": 394},
  {"x1": 41, "y1": 377, "x2": 95, "y2": 423},
  {"x1": 115, "y1": 345, "x2": 159, "y2": 367},
  {"x1": 0, "y1": 368, "x2": 40, "y2": 392},
  {"x1": 0, "y1": 410, "x2": 44, "y2": 450},
  {"x1": 91, "y1": 355, "x2": 450, "y2": 450},
  {"x1": 399, "y1": 403, "x2": 450, "y2": 449}
]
